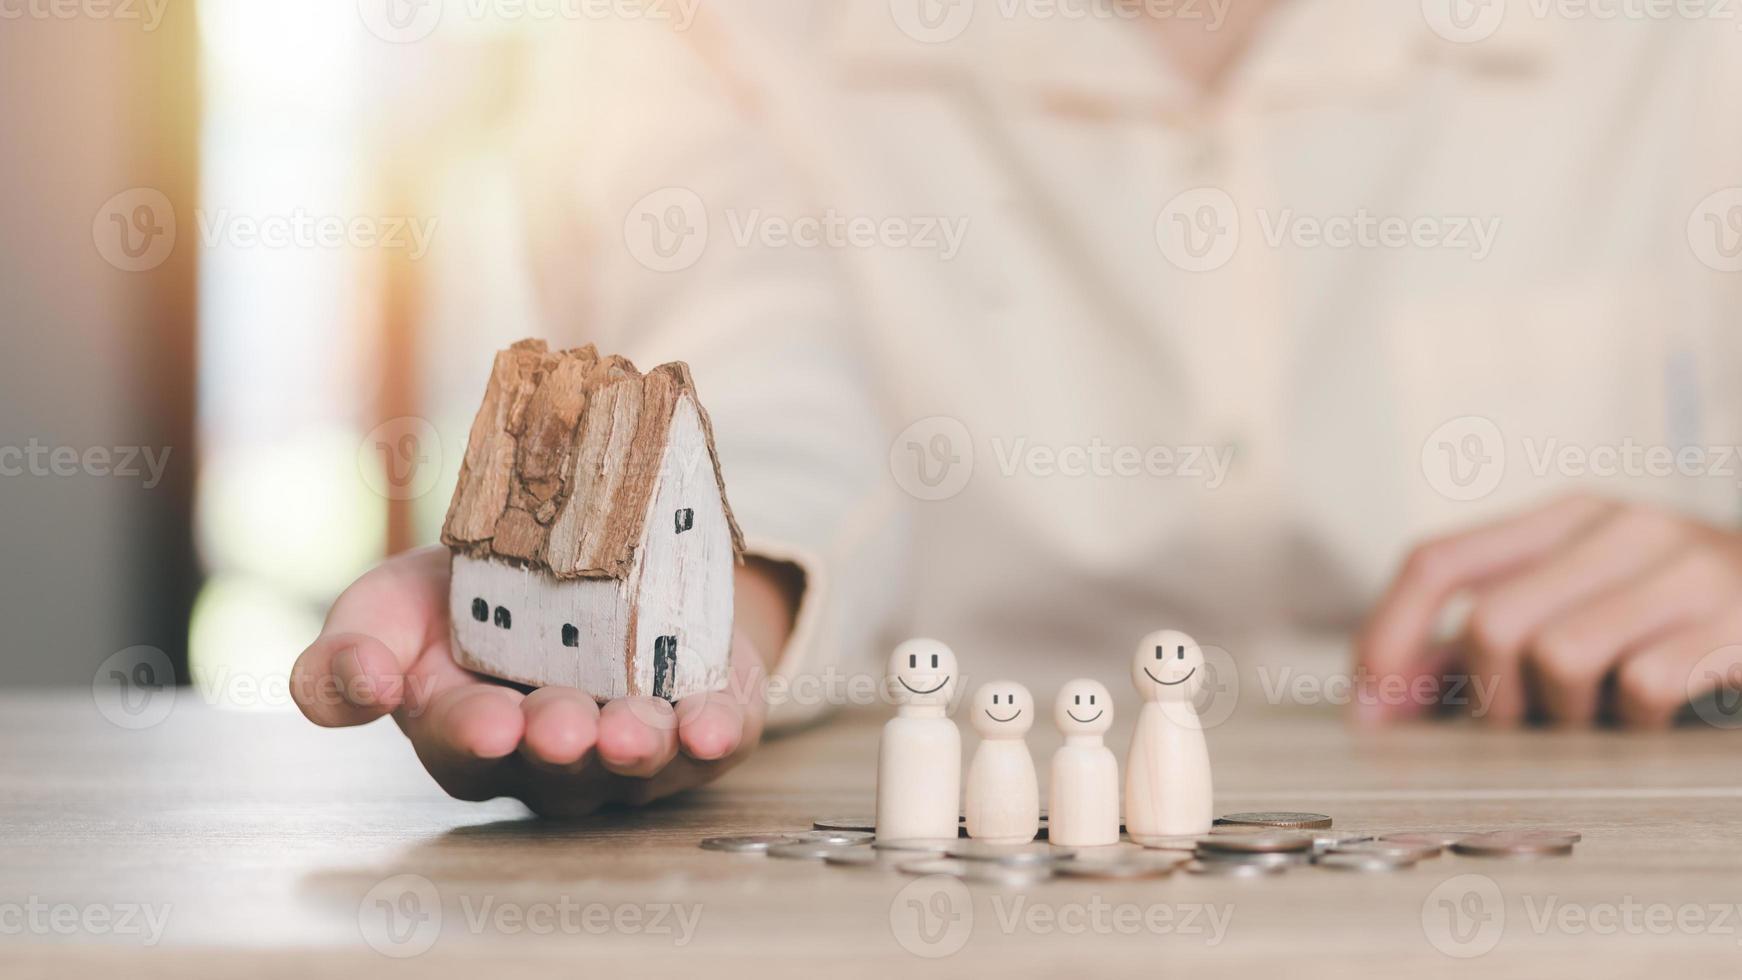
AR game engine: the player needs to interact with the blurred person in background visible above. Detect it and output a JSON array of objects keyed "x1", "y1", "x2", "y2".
[{"x1": 292, "y1": 1, "x2": 1742, "y2": 815}]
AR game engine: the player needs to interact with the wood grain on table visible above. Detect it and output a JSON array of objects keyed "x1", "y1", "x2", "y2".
[{"x1": 3, "y1": 690, "x2": 1740, "y2": 979}]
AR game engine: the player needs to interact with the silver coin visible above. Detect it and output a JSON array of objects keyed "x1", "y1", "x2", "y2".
[
  {"x1": 1063, "y1": 843, "x2": 1146, "y2": 861},
  {"x1": 1056, "y1": 852, "x2": 1186, "y2": 880},
  {"x1": 1380, "y1": 831, "x2": 1475, "y2": 848},
  {"x1": 1184, "y1": 858, "x2": 1286, "y2": 877},
  {"x1": 902, "y1": 857, "x2": 1053, "y2": 885},
  {"x1": 1451, "y1": 831, "x2": 1576, "y2": 857},
  {"x1": 793, "y1": 829, "x2": 874, "y2": 845},
  {"x1": 1315, "y1": 851, "x2": 1416, "y2": 872},
  {"x1": 699, "y1": 834, "x2": 798, "y2": 853},
  {"x1": 871, "y1": 837, "x2": 960, "y2": 853},
  {"x1": 1136, "y1": 834, "x2": 1216, "y2": 851},
  {"x1": 1217, "y1": 811, "x2": 1334, "y2": 830},
  {"x1": 1133, "y1": 826, "x2": 1251, "y2": 847},
  {"x1": 1192, "y1": 848, "x2": 1306, "y2": 869},
  {"x1": 1328, "y1": 840, "x2": 1441, "y2": 861},
  {"x1": 1196, "y1": 832, "x2": 1313, "y2": 854},
  {"x1": 1500, "y1": 828, "x2": 1583, "y2": 845},
  {"x1": 823, "y1": 848, "x2": 900, "y2": 869},
  {"x1": 1309, "y1": 831, "x2": 1375, "y2": 852},
  {"x1": 947, "y1": 840, "x2": 1068, "y2": 865},
  {"x1": 768, "y1": 841, "x2": 862, "y2": 860},
  {"x1": 812, "y1": 817, "x2": 877, "y2": 833}
]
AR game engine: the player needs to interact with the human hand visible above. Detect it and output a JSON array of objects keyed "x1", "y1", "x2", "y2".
[
  {"x1": 1356, "y1": 494, "x2": 1742, "y2": 727},
  {"x1": 290, "y1": 546, "x2": 793, "y2": 815}
]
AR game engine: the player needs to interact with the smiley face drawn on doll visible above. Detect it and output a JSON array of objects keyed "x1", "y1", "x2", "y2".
[
  {"x1": 972, "y1": 682, "x2": 1035, "y2": 737},
  {"x1": 1054, "y1": 679, "x2": 1114, "y2": 735},
  {"x1": 887, "y1": 639, "x2": 959, "y2": 707},
  {"x1": 1131, "y1": 631, "x2": 1206, "y2": 703}
]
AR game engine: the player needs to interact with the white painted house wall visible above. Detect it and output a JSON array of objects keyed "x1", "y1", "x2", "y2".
[
  {"x1": 447, "y1": 395, "x2": 734, "y2": 701},
  {"x1": 449, "y1": 553, "x2": 632, "y2": 696},
  {"x1": 628, "y1": 396, "x2": 735, "y2": 700}
]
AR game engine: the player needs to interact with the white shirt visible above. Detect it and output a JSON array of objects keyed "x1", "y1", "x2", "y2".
[{"x1": 494, "y1": 0, "x2": 1742, "y2": 727}]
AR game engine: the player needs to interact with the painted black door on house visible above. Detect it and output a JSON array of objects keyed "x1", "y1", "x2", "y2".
[{"x1": 652, "y1": 635, "x2": 678, "y2": 701}]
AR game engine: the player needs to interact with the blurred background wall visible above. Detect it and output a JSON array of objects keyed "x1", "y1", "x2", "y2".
[
  {"x1": 0, "y1": 1, "x2": 531, "y2": 697},
  {"x1": 0, "y1": 5, "x2": 200, "y2": 685}
]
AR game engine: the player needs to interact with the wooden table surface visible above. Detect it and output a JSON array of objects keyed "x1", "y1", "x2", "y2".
[{"x1": 4, "y1": 689, "x2": 1741, "y2": 978}]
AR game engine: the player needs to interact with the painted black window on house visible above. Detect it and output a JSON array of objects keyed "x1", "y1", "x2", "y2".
[
  {"x1": 675, "y1": 508, "x2": 694, "y2": 534},
  {"x1": 562, "y1": 623, "x2": 579, "y2": 648},
  {"x1": 471, "y1": 597, "x2": 488, "y2": 622},
  {"x1": 493, "y1": 606, "x2": 511, "y2": 629}
]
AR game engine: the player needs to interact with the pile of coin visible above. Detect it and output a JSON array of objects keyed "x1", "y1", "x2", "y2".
[
  {"x1": 698, "y1": 828, "x2": 874, "y2": 854},
  {"x1": 697, "y1": 811, "x2": 1583, "y2": 884},
  {"x1": 1449, "y1": 829, "x2": 1581, "y2": 857},
  {"x1": 1188, "y1": 831, "x2": 1314, "y2": 875},
  {"x1": 1216, "y1": 811, "x2": 1335, "y2": 830}
]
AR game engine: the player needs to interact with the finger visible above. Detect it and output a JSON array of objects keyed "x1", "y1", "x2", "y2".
[
  {"x1": 319, "y1": 545, "x2": 451, "y2": 662},
  {"x1": 1354, "y1": 493, "x2": 1615, "y2": 722},
  {"x1": 596, "y1": 697, "x2": 680, "y2": 778},
  {"x1": 1466, "y1": 505, "x2": 1694, "y2": 725},
  {"x1": 600, "y1": 725, "x2": 763, "y2": 808},
  {"x1": 519, "y1": 687, "x2": 602, "y2": 769},
  {"x1": 403, "y1": 684, "x2": 527, "y2": 800},
  {"x1": 720, "y1": 630, "x2": 771, "y2": 743},
  {"x1": 675, "y1": 692, "x2": 745, "y2": 762},
  {"x1": 290, "y1": 546, "x2": 450, "y2": 725},
  {"x1": 431, "y1": 684, "x2": 526, "y2": 759},
  {"x1": 290, "y1": 632, "x2": 406, "y2": 727},
  {"x1": 1528, "y1": 547, "x2": 1741, "y2": 725},
  {"x1": 519, "y1": 693, "x2": 737, "y2": 816},
  {"x1": 524, "y1": 636, "x2": 770, "y2": 814},
  {"x1": 618, "y1": 635, "x2": 769, "y2": 794},
  {"x1": 1616, "y1": 610, "x2": 1742, "y2": 728}
]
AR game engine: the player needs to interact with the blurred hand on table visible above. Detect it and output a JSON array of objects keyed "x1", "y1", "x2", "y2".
[{"x1": 1358, "y1": 494, "x2": 1742, "y2": 728}]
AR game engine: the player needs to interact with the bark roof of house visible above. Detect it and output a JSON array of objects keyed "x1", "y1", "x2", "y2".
[{"x1": 441, "y1": 339, "x2": 745, "y2": 580}]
